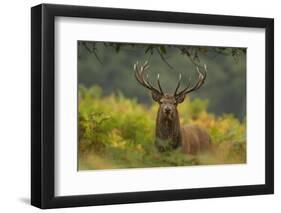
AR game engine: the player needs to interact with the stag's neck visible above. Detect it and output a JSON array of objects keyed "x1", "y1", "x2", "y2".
[{"x1": 155, "y1": 109, "x2": 181, "y2": 147}]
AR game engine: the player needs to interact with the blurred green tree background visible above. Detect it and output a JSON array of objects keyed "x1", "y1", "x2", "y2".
[{"x1": 78, "y1": 41, "x2": 246, "y2": 120}]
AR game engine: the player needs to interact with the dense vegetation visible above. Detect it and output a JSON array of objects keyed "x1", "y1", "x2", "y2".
[{"x1": 78, "y1": 86, "x2": 246, "y2": 170}]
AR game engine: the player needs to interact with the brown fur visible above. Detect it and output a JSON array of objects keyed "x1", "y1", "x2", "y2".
[
  {"x1": 180, "y1": 125, "x2": 211, "y2": 154},
  {"x1": 155, "y1": 104, "x2": 181, "y2": 151},
  {"x1": 154, "y1": 94, "x2": 211, "y2": 154}
]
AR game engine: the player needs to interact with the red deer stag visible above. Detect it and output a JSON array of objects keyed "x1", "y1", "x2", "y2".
[{"x1": 134, "y1": 61, "x2": 211, "y2": 154}]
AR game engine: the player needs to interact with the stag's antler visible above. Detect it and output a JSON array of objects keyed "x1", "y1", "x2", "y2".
[
  {"x1": 134, "y1": 61, "x2": 164, "y2": 95},
  {"x1": 174, "y1": 64, "x2": 207, "y2": 97}
]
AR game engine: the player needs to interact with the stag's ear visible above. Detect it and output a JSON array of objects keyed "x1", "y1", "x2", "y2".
[
  {"x1": 176, "y1": 94, "x2": 186, "y2": 104},
  {"x1": 151, "y1": 91, "x2": 162, "y2": 102}
]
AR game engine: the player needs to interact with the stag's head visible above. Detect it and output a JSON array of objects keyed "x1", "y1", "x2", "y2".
[{"x1": 134, "y1": 61, "x2": 207, "y2": 121}]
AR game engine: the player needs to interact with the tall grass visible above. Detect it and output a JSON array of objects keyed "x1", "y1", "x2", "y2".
[{"x1": 78, "y1": 86, "x2": 246, "y2": 170}]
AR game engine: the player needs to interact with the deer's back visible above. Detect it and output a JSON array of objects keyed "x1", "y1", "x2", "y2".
[{"x1": 180, "y1": 125, "x2": 211, "y2": 155}]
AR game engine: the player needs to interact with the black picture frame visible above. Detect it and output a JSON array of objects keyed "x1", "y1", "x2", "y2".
[{"x1": 31, "y1": 3, "x2": 274, "y2": 209}]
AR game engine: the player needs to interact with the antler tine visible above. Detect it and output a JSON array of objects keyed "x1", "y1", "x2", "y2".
[
  {"x1": 134, "y1": 61, "x2": 163, "y2": 94},
  {"x1": 134, "y1": 62, "x2": 150, "y2": 89},
  {"x1": 145, "y1": 73, "x2": 163, "y2": 95},
  {"x1": 174, "y1": 73, "x2": 182, "y2": 95},
  {"x1": 143, "y1": 60, "x2": 149, "y2": 68},
  {"x1": 146, "y1": 73, "x2": 155, "y2": 88},
  {"x1": 194, "y1": 65, "x2": 207, "y2": 89},
  {"x1": 194, "y1": 64, "x2": 207, "y2": 89},
  {"x1": 134, "y1": 62, "x2": 145, "y2": 85},
  {"x1": 157, "y1": 73, "x2": 164, "y2": 94},
  {"x1": 175, "y1": 65, "x2": 207, "y2": 97}
]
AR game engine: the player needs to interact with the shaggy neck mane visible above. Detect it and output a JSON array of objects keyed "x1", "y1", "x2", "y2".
[{"x1": 155, "y1": 108, "x2": 181, "y2": 147}]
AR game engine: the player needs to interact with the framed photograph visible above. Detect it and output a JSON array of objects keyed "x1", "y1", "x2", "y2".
[{"x1": 31, "y1": 3, "x2": 274, "y2": 209}]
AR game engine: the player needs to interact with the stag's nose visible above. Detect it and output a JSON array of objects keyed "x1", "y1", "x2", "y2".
[{"x1": 164, "y1": 106, "x2": 171, "y2": 114}]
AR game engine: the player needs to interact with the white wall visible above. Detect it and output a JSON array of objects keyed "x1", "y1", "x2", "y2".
[{"x1": 0, "y1": 0, "x2": 279, "y2": 212}]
